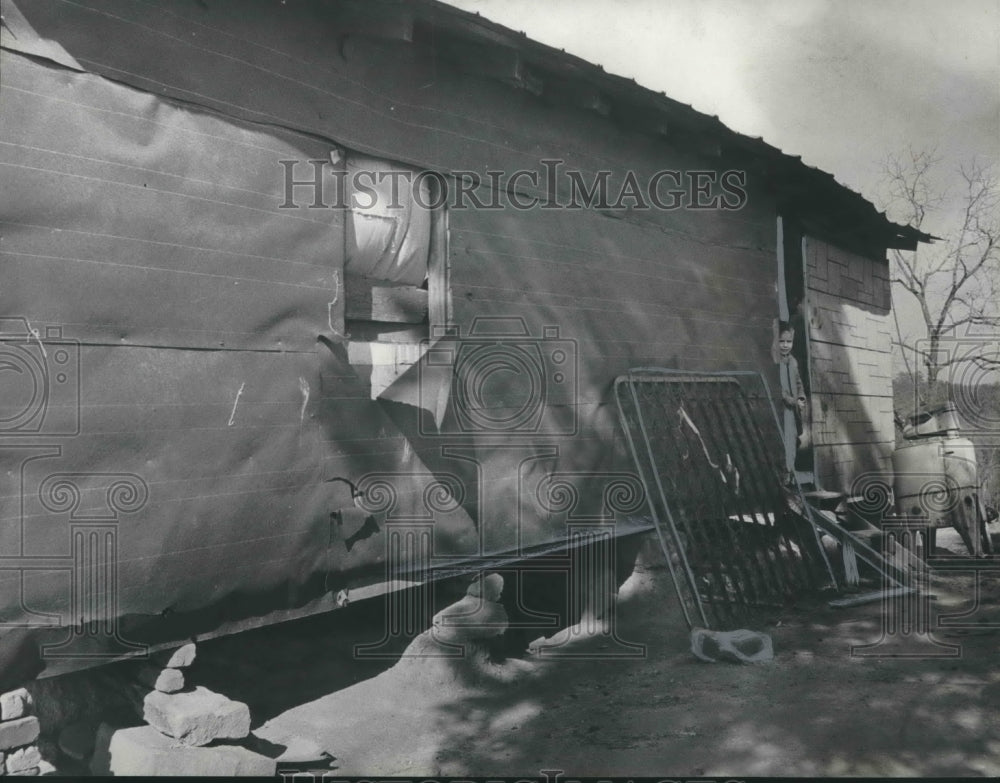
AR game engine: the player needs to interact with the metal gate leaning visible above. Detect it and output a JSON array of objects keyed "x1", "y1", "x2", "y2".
[{"x1": 614, "y1": 368, "x2": 908, "y2": 631}]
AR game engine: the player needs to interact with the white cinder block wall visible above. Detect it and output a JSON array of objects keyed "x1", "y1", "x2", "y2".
[{"x1": 805, "y1": 238, "x2": 895, "y2": 493}]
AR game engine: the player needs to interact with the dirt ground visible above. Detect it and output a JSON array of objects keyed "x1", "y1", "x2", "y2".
[
  {"x1": 224, "y1": 530, "x2": 1000, "y2": 779},
  {"x1": 48, "y1": 529, "x2": 1000, "y2": 778}
]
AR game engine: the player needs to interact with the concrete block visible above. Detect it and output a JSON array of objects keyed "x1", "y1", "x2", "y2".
[
  {"x1": 143, "y1": 686, "x2": 250, "y2": 747},
  {"x1": 8, "y1": 767, "x2": 39, "y2": 776},
  {"x1": 135, "y1": 665, "x2": 185, "y2": 693},
  {"x1": 0, "y1": 689, "x2": 32, "y2": 721},
  {"x1": 151, "y1": 642, "x2": 196, "y2": 669},
  {"x1": 0, "y1": 717, "x2": 39, "y2": 751},
  {"x1": 466, "y1": 572, "x2": 503, "y2": 602},
  {"x1": 36, "y1": 760, "x2": 56, "y2": 776},
  {"x1": 431, "y1": 594, "x2": 508, "y2": 642},
  {"x1": 156, "y1": 668, "x2": 185, "y2": 693},
  {"x1": 690, "y1": 628, "x2": 774, "y2": 664},
  {"x1": 57, "y1": 721, "x2": 96, "y2": 762},
  {"x1": 35, "y1": 739, "x2": 58, "y2": 769},
  {"x1": 108, "y1": 725, "x2": 276, "y2": 777},
  {"x1": 5, "y1": 745, "x2": 41, "y2": 774}
]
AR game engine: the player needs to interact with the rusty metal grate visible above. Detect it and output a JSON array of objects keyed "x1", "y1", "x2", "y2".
[{"x1": 614, "y1": 369, "x2": 837, "y2": 630}]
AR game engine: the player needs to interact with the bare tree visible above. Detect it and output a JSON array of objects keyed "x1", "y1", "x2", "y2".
[{"x1": 880, "y1": 147, "x2": 1000, "y2": 393}]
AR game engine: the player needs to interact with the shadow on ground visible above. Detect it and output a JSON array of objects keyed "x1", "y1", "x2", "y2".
[{"x1": 252, "y1": 533, "x2": 1000, "y2": 778}]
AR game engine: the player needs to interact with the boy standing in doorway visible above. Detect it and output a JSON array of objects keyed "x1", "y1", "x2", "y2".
[{"x1": 773, "y1": 319, "x2": 808, "y2": 481}]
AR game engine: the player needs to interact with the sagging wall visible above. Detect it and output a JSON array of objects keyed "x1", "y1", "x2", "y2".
[
  {"x1": 2, "y1": 0, "x2": 786, "y2": 671},
  {"x1": 0, "y1": 49, "x2": 478, "y2": 676},
  {"x1": 804, "y1": 237, "x2": 895, "y2": 493},
  {"x1": 421, "y1": 201, "x2": 781, "y2": 554}
]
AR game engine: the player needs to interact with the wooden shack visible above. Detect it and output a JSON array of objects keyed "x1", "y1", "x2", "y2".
[{"x1": 0, "y1": 0, "x2": 929, "y2": 679}]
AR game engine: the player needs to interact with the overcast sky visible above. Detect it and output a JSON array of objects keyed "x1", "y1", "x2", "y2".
[
  {"x1": 442, "y1": 0, "x2": 1000, "y2": 350},
  {"x1": 441, "y1": 0, "x2": 998, "y2": 228}
]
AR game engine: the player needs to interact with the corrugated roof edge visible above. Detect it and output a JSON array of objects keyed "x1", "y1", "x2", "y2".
[{"x1": 406, "y1": 0, "x2": 934, "y2": 250}]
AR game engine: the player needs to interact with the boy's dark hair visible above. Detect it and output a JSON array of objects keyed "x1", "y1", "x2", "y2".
[{"x1": 777, "y1": 320, "x2": 794, "y2": 334}]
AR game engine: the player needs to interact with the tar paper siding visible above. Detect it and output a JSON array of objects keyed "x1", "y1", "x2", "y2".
[
  {"x1": 0, "y1": 50, "x2": 477, "y2": 666},
  {"x1": 1, "y1": 0, "x2": 802, "y2": 667}
]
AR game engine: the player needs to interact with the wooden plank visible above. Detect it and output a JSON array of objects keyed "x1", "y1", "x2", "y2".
[
  {"x1": 440, "y1": 37, "x2": 525, "y2": 82},
  {"x1": 344, "y1": 321, "x2": 430, "y2": 344},
  {"x1": 541, "y1": 71, "x2": 612, "y2": 115},
  {"x1": 347, "y1": 340, "x2": 429, "y2": 399},
  {"x1": 427, "y1": 197, "x2": 452, "y2": 329},
  {"x1": 828, "y1": 587, "x2": 916, "y2": 608},
  {"x1": 787, "y1": 494, "x2": 908, "y2": 586},
  {"x1": 345, "y1": 276, "x2": 428, "y2": 323}
]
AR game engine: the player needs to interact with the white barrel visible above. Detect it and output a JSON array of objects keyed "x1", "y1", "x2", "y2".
[
  {"x1": 892, "y1": 435, "x2": 985, "y2": 556},
  {"x1": 892, "y1": 436, "x2": 979, "y2": 527},
  {"x1": 901, "y1": 402, "x2": 961, "y2": 439}
]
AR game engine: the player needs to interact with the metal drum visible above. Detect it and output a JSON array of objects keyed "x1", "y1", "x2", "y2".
[
  {"x1": 892, "y1": 435, "x2": 986, "y2": 556},
  {"x1": 900, "y1": 402, "x2": 962, "y2": 440}
]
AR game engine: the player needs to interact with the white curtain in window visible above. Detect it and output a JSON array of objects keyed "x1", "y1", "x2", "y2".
[{"x1": 344, "y1": 154, "x2": 431, "y2": 286}]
